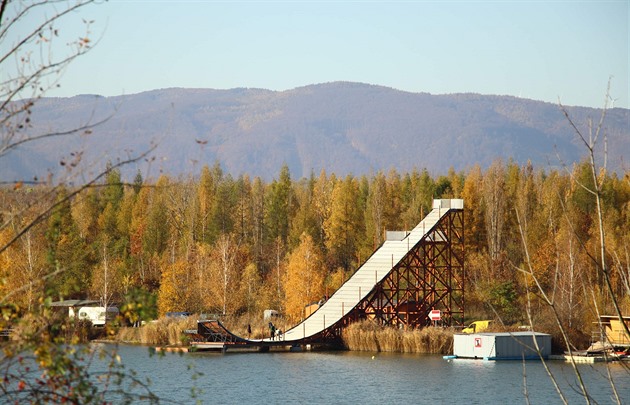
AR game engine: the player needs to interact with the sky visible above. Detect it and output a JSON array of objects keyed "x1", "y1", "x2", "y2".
[{"x1": 10, "y1": 0, "x2": 630, "y2": 108}]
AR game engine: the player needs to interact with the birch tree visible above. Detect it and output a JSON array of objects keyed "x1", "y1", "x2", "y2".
[
  {"x1": 483, "y1": 159, "x2": 507, "y2": 262},
  {"x1": 213, "y1": 234, "x2": 241, "y2": 315}
]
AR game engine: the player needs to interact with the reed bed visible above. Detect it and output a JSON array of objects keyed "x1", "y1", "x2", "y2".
[
  {"x1": 114, "y1": 314, "x2": 271, "y2": 346},
  {"x1": 342, "y1": 320, "x2": 453, "y2": 354},
  {"x1": 115, "y1": 317, "x2": 454, "y2": 353},
  {"x1": 115, "y1": 317, "x2": 197, "y2": 346}
]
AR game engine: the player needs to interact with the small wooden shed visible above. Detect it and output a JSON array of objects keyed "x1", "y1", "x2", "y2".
[{"x1": 598, "y1": 315, "x2": 630, "y2": 346}]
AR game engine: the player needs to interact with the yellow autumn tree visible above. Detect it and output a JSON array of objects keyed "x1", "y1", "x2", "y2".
[
  {"x1": 0, "y1": 220, "x2": 48, "y2": 313},
  {"x1": 192, "y1": 242, "x2": 215, "y2": 313},
  {"x1": 284, "y1": 233, "x2": 325, "y2": 322},
  {"x1": 326, "y1": 267, "x2": 350, "y2": 297},
  {"x1": 238, "y1": 261, "x2": 264, "y2": 317},
  {"x1": 0, "y1": 228, "x2": 16, "y2": 304},
  {"x1": 157, "y1": 260, "x2": 193, "y2": 316},
  {"x1": 324, "y1": 175, "x2": 363, "y2": 271}
]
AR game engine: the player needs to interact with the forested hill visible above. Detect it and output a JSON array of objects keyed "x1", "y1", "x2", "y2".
[{"x1": 5, "y1": 82, "x2": 629, "y2": 181}]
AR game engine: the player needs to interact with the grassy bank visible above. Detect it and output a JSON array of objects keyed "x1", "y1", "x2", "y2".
[{"x1": 341, "y1": 321, "x2": 454, "y2": 354}]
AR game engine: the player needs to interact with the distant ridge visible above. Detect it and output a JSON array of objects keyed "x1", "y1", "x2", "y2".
[{"x1": 3, "y1": 82, "x2": 628, "y2": 182}]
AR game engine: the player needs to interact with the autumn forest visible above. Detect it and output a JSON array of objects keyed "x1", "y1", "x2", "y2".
[{"x1": 1, "y1": 159, "x2": 629, "y2": 338}]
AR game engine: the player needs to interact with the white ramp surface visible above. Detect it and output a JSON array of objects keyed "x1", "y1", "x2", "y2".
[{"x1": 274, "y1": 199, "x2": 463, "y2": 342}]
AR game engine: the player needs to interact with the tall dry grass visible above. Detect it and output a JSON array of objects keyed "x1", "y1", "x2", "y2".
[
  {"x1": 115, "y1": 317, "x2": 196, "y2": 346},
  {"x1": 115, "y1": 316, "x2": 454, "y2": 353},
  {"x1": 115, "y1": 314, "x2": 285, "y2": 346},
  {"x1": 342, "y1": 320, "x2": 453, "y2": 354}
]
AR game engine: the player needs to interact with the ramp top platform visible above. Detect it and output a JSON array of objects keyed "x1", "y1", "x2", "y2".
[{"x1": 432, "y1": 199, "x2": 464, "y2": 210}]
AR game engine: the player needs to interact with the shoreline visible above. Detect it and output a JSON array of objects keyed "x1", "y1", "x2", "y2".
[{"x1": 107, "y1": 320, "x2": 455, "y2": 355}]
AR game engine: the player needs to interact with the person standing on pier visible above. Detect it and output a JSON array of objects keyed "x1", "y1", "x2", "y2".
[{"x1": 269, "y1": 322, "x2": 276, "y2": 340}]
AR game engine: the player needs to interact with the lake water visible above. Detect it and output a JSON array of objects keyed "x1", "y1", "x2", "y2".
[{"x1": 100, "y1": 344, "x2": 629, "y2": 404}]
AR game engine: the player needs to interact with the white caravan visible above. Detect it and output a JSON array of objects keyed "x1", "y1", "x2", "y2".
[{"x1": 69, "y1": 306, "x2": 119, "y2": 326}]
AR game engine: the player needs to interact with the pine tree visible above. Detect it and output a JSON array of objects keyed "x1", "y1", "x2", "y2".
[
  {"x1": 234, "y1": 175, "x2": 254, "y2": 245},
  {"x1": 289, "y1": 174, "x2": 319, "y2": 250},
  {"x1": 143, "y1": 175, "x2": 170, "y2": 257},
  {"x1": 312, "y1": 170, "x2": 335, "y2": 252},
  {"x1": 365, "y1": 171, "x2": 386, "y2": 247},
  {"x1": 267, "y1": 164, "x2": 293, "y2": 245},
  {"x1": 251, "y1": 176, "x2": 267, "y2": 272},
  {"x1": 45, "y1": 188, "x2": 90, "y2": 298},
  {"x1": 384, "y1": 168, "x2": 404, "y2": 230},
  {"x1": 325, "y1": 175, "x2": 363, "y2": 271}
]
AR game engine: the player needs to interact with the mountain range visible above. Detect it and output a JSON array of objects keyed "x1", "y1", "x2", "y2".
[{"x1": 3, "y1": 82, "x2": 628, "y2": 182}]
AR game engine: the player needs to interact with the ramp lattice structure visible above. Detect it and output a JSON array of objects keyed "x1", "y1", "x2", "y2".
[
  {"x1": 280, "y1": 199, "x2": 464, "y2": 343},
  {"x1": 354, "y1": 203, "x2": 464, "y2": 329}
]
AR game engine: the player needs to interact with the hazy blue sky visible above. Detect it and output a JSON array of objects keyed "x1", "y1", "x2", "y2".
[{"x1": 19, "y1": 1, "x2": 630, "y2": 108}]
